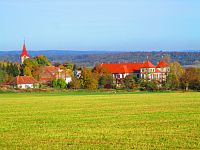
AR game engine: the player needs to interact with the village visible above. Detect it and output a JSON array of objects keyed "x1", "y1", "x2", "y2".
[
  {"x1": 1, "y1": 1, "x2": 200, "y2": 149},
  {"x1": 0, "y1": 42, "x2": 199, "y2": 91}
]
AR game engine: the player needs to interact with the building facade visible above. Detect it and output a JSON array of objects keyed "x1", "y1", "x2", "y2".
[
  {"x1": 100, "y1": 60, "x2": 170, "y2": 85},
  {"x1": 38, "y1": 66, "x2": 72, "y2": 84}
]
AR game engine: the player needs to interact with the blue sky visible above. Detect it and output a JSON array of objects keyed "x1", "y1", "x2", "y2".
[{"x1": 1, "y1": 0, "x2": 200, "y2": 51}]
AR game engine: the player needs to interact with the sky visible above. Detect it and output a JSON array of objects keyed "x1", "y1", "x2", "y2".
[{"x1": 0, "y1": 0, "x2": 200, "y2": 51}]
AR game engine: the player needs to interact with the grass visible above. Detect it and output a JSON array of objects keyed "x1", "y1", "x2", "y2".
[{"x1": 0, "y1": 92, "x2": 200, "y2": 149}]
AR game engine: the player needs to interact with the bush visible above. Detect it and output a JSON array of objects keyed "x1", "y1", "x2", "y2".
[
  {"x1": 52, "y1": 78, "x2": 66, "y2": 89},
  {"x1": 69, "y1": 77, "x2": 81, "y2": 89},
  {"x1": 52, "y1": 79, "x2": 58, "y2": 88},
  {"x1": 57, "y1": 78, "x2": 67, "y2": 88},
  {"x1": 146, "y1": 80, "x2": 159, "y2": 92}
]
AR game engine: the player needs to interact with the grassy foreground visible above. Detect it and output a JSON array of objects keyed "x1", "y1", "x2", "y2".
[{"x1": 0, "y1": 92, "x2": 200, "y2": 149}]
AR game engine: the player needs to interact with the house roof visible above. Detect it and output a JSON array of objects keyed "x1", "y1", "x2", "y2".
[
  {"x1": 9, "y1": 76, "x2": 38, "y2": 85},
  {"x1": 100, "y1": 60, "x2": 163, "y2": 74},
  {"x1": 38, "y1": 66, "x2": 60, "y2": 82},
  {"x1": 38, "y1": 66, "x2": 71, "y2": 82},
  {"x1": 142, "y1": 60, "x2": 156, "y2": 68},
  {"x1": 40, "y1": 66, "x2": 60, "y2": 74},
  {"x1": 100, "y1": 63, "x2": 144, "y2": 74},
  {"x1": 20, "y1": 42, "x2": 29, "y2": 57},
  {"x1": 156, "y1": 60, "x2": 169, "y2": 68}
]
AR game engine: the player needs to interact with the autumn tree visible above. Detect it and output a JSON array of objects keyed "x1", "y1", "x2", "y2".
[
  {"x1": 33, "y1": 55, "x2": 51, "y2": 66},
  {"x1": 138, "y1": 79, "x2": 148, "y2": 91},
  {"x1": 181, "y1": 68, "x2": 200, "y2": 91},
  {"x1": 80, "y1": 68, "x2": 98, "y2": 90},
  {"x1": 92, "y1": 64, "x2": 113, "y2": 89},
  {"x1": 98, "y1": 75, "x2": 113, "y2": 89},
  {"x1": 146, "y1": 80, "x2": 159, "y2": 91},
  {"x1": 22, "y1": 58, "x2": 38, "y2": 76},
  {"x1": 124, "y1": 75, "x2": 138, "y2": 90},
  {"x1": 69, "y1": 77, "x2": 81, "y2": 89},
  {"x1": 166, "y1": 62, "x2": 184, "y2": 90},
  {"x1": 63, "y1": 62, "x2": 74, "y2": 70},
  {"x1": 0, "y1": 62, "x2": 17, "y2": 83}
]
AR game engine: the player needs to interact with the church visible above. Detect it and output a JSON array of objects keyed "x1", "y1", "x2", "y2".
[{"x1": 18, "y1": 42, "x2": 72, "y2": 87}]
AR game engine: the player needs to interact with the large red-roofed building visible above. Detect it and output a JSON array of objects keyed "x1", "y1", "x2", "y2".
[{"x1": 100, "y1": 60, "x2": 170, "y2": 84}]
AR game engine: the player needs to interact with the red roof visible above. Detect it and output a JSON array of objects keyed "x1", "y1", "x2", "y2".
[
  {"x1": 156, "y1": 60, "x2": 169, "y2": 68},
  {"x1": 39, "y1": 66, "x2": 59, "y2": 74},
  {"x1": 9, "y1": 76, "x2": 38, "y2": 85},
  {"x1": 100, "y1": 63, "x2": 144, "y2": 74},
  {"x1": 155, "y1": 68, "x2": 161, "y2": 73},
  {"x1": 20, "y1": 42, "x2": 29, "y2": 57},
  {"x1": 38, "y1": 66, "x2": 60, "y2": 82},
  {"x1": 100, "y1": 60, "x2": 163, "y2": 74},
  {"x1": 143, "y1": 60, "x2": 156, "y2": 68}
]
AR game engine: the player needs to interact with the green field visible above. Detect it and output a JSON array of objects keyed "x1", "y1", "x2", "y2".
[{"x1": 0, "y1": 92, "x2": 200, "y2": 149}]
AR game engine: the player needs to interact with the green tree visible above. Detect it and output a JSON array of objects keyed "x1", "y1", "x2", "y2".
[
  {"x1": 52, "y1": 78, "x2": 66, "y2": 89},
  {"x1": 52, "y1": 79, "x2": 58, "y2": 88},
  {"x1": 6, "y1": 63, "x2": 19, "y2": 77},
  {"x1": 0, "y1": 70, "x2": 7, "y2": 83},
  {"x1": 57, "y1": 78, "x2": 66, "y2": 88},
  {"x1": 33, "y1": 55, "x2": 51, "y2": 66}
]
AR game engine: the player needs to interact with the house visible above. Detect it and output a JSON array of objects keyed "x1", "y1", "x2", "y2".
[
  {"x1": 100, "y1": 60, "x2": 169, "y2": 84},
  {"x1": 38, "y1": 66, "x2": 72, "y2": 84},
  {"x1": 9, "y1": 76, "x2": 38, "y2": 89}
]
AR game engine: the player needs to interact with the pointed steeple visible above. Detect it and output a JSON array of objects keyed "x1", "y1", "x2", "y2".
[
  {"x1": 20, "y1": 40, "x2": 30, "y2": 64},
  {"x1": 20, "y1": 40, "x2": 29, "y2": 57}
]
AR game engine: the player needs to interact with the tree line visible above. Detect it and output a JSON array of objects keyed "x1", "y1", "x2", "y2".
[
  {"x1": 57, "y1": 62, "x2": 200, "y2": 91},
  {"x1": 0, "y1": 55, "x2": 200, "y2": 91}
]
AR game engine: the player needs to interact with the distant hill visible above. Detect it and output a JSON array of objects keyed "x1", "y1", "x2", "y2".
[{"x1": 0, "y1": 50, "x2": 200, "y2": 67}]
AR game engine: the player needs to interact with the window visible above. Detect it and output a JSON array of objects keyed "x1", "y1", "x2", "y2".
[{"x1": 117, "y1": 74, "x2": 120, "y2": 78}]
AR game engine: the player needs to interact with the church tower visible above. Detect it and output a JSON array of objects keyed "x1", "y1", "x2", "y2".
[{"x1": 20, "y1": 41, "x2": 30, "y2": 64}]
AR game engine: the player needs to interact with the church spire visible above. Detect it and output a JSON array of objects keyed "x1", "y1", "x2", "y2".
[
  {"x1": 20, "y1": 40, "x2": 30, "y2": 64},
  {"x1": 20, "y1": 40, "x2": 29, "y2": 57}
]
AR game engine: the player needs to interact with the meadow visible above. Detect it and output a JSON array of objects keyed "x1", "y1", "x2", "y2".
[{"x1": 0, "y1": 92, "x2": 200, "y2": 149}]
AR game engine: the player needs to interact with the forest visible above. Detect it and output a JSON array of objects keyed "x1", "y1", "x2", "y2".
[{"x1": 0, "y1": 51, "x2": 200, "y2": 67}]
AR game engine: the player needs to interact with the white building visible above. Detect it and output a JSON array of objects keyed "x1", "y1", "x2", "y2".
[{"x1": 9, "y1": 76, "x2": 38, "y2": 89}]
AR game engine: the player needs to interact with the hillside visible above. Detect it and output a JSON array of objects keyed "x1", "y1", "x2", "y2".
[{"x1": 0, "y1": 50, "x2": 200, "y2": 67}]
